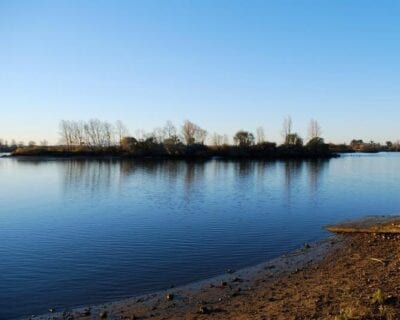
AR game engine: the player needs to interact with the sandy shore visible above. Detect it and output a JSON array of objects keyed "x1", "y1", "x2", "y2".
[{"x1": 28, "y1": 231, "x2": 400, "y2": 320}]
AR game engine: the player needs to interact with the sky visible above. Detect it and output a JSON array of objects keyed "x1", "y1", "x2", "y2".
[{"x1": 1, "y1": 0, "x2": 400, "y2": 144}]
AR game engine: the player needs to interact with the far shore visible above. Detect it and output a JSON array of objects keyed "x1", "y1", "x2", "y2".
[
  {"x1": 10, "y1": 142, "x2": 338, "y2": 160},
  {"x1": 27, "y1": 216, "x2": 400, "y2": 320}
]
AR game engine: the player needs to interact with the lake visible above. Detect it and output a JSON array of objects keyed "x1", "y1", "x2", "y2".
[{"x1": 1, "y1": 153, "x2": 400, "y2": 319}]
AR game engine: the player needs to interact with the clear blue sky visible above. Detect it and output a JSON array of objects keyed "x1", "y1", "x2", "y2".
[{"x1": 1, "y1": 0, "x2": 399, "y2": 144}]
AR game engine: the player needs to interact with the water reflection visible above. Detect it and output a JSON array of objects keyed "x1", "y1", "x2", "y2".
[
  {"x1": 58, "y1": 159, "x2": 330, "y2": 200},
  {"x1": 306, "y1": 160, "x2": 328, "y2": 195},
  {"x1": 235, "y1": 161, "x2": 253, "y2": 177},
  {"x1": 62, "y1": 160, "x2": 117, "y2": 193},
  {"x1": 281, "y1": 161, "x2": 303, "y2": 205},
  {"x1": 13, "y1": 159, "x2": 329, "y2": 201},
  {"x1": 183, "y1": 162, "x2": 206, "y2": 196}
]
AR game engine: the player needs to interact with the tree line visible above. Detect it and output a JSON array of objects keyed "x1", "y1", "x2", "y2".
[
  {"x1": 330, "y1": 139, "x2": 400, "y2": 153},
  {"x1": 8, "y1": 117, "x2": 333, "y2": 159},
  {"x1": 56, "y1": 116, "x2": 323, "y2": 148},
  {"x1": 59, "y1": 119, "x2": 129, "y2": 147},
  {"x1": 0, "y1": 138, "x2": 48, "y2": 152},
  {"x1": 6, "y1": 117, "x2": 400, "y2": 158}
]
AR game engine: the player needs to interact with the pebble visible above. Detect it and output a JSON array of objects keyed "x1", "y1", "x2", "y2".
[
  {"x1": 82, "y1": 308, "x2": 91, "y2": 316},
  {"x1": 199, "y1": 306, "x2": 210, "y2": 314}
]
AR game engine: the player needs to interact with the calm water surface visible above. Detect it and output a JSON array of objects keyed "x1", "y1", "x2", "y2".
[{"x1": 1, "y1": 154, "x2": 400, "y2": 319}]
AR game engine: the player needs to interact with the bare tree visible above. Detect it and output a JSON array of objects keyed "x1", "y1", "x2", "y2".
[
  {"x1": 85, "y1": 119, "x2": 97, "y2": 146},
  {"x1": 60, "y1": 119, "x2": 118, "y2": 147},
  {"x1": 182, "y1": 120, "x2": 201, "y2": 145},
  {"x1": 194, "y1": 127, "x2": 207, "y2": 144},
  {"x1": 281, "y1": 116, "x2": 293, "y2": 142},
  {"x1": 308, "y1": 119, "x2": 322, "y2": 140},
  {"x1": 94, "y1": 120, "x2": 103, "y2": 145},
  {"x1": 211, "y1": 133, "x2": 224, "y2": 146},
  {"x1": 256, "y1": 127, "x2": 265, "y2": 144},
  {"x1": 59, "y1": 120, "x2": 73, "y2": 147},
  {"x1": 87, "y1": 119, "x2": 107, "y2": 146},
  {"x1": 152, "y1": 127, "x2": 165, "y2": 143},
  {"x1": 223, "y1": 134, "x2": 230, "y2": 145},
  {"x1": 181, "y1": 120, "x2": 207, "y2": 145},
  {"x1": 163, "y1": 121, "x2": 177, "y2": 139},
  {"x1": 71, "y1": 121, "x2": 85, "y2": 145},
  {"x1": 103, "y1": 122, "x2": 114, "y2": 146},
  {"x1": 115, "y1": 120, "x2": 129, "y2": 145},
  {"x1": 134, "y1": 129, "x2": 146, "y2": 141},
  {"x1": 83, "y1": 122, "x2": 92, "y2": 146}
]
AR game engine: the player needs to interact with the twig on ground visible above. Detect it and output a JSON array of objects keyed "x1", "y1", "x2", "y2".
[{"x1": 369, "y1": 258, "x2": 387, "y2": 266}]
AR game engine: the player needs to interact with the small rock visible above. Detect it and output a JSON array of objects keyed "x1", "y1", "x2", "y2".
[
  {"x1": 304, "y1": 243, "x2": 311, "y2": 249},
  {"x1": 99, "y1": 310, "x2": 108, "y2": 319},
  {"x1": 48, "y1": 308, "x2": 55, "y2": 313},
  {"x1": 226, "y1": 269, "x2": 234, "y2": 274},
  {"x1": 82, "y1": 308, "x2": 91, "y2": 316},
  {"x1": 199, "y1": 306, "x2": 210, "y2": 314},
  {"x1": 166, "y1": 293, "x2": 174, "y2": 301}
]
